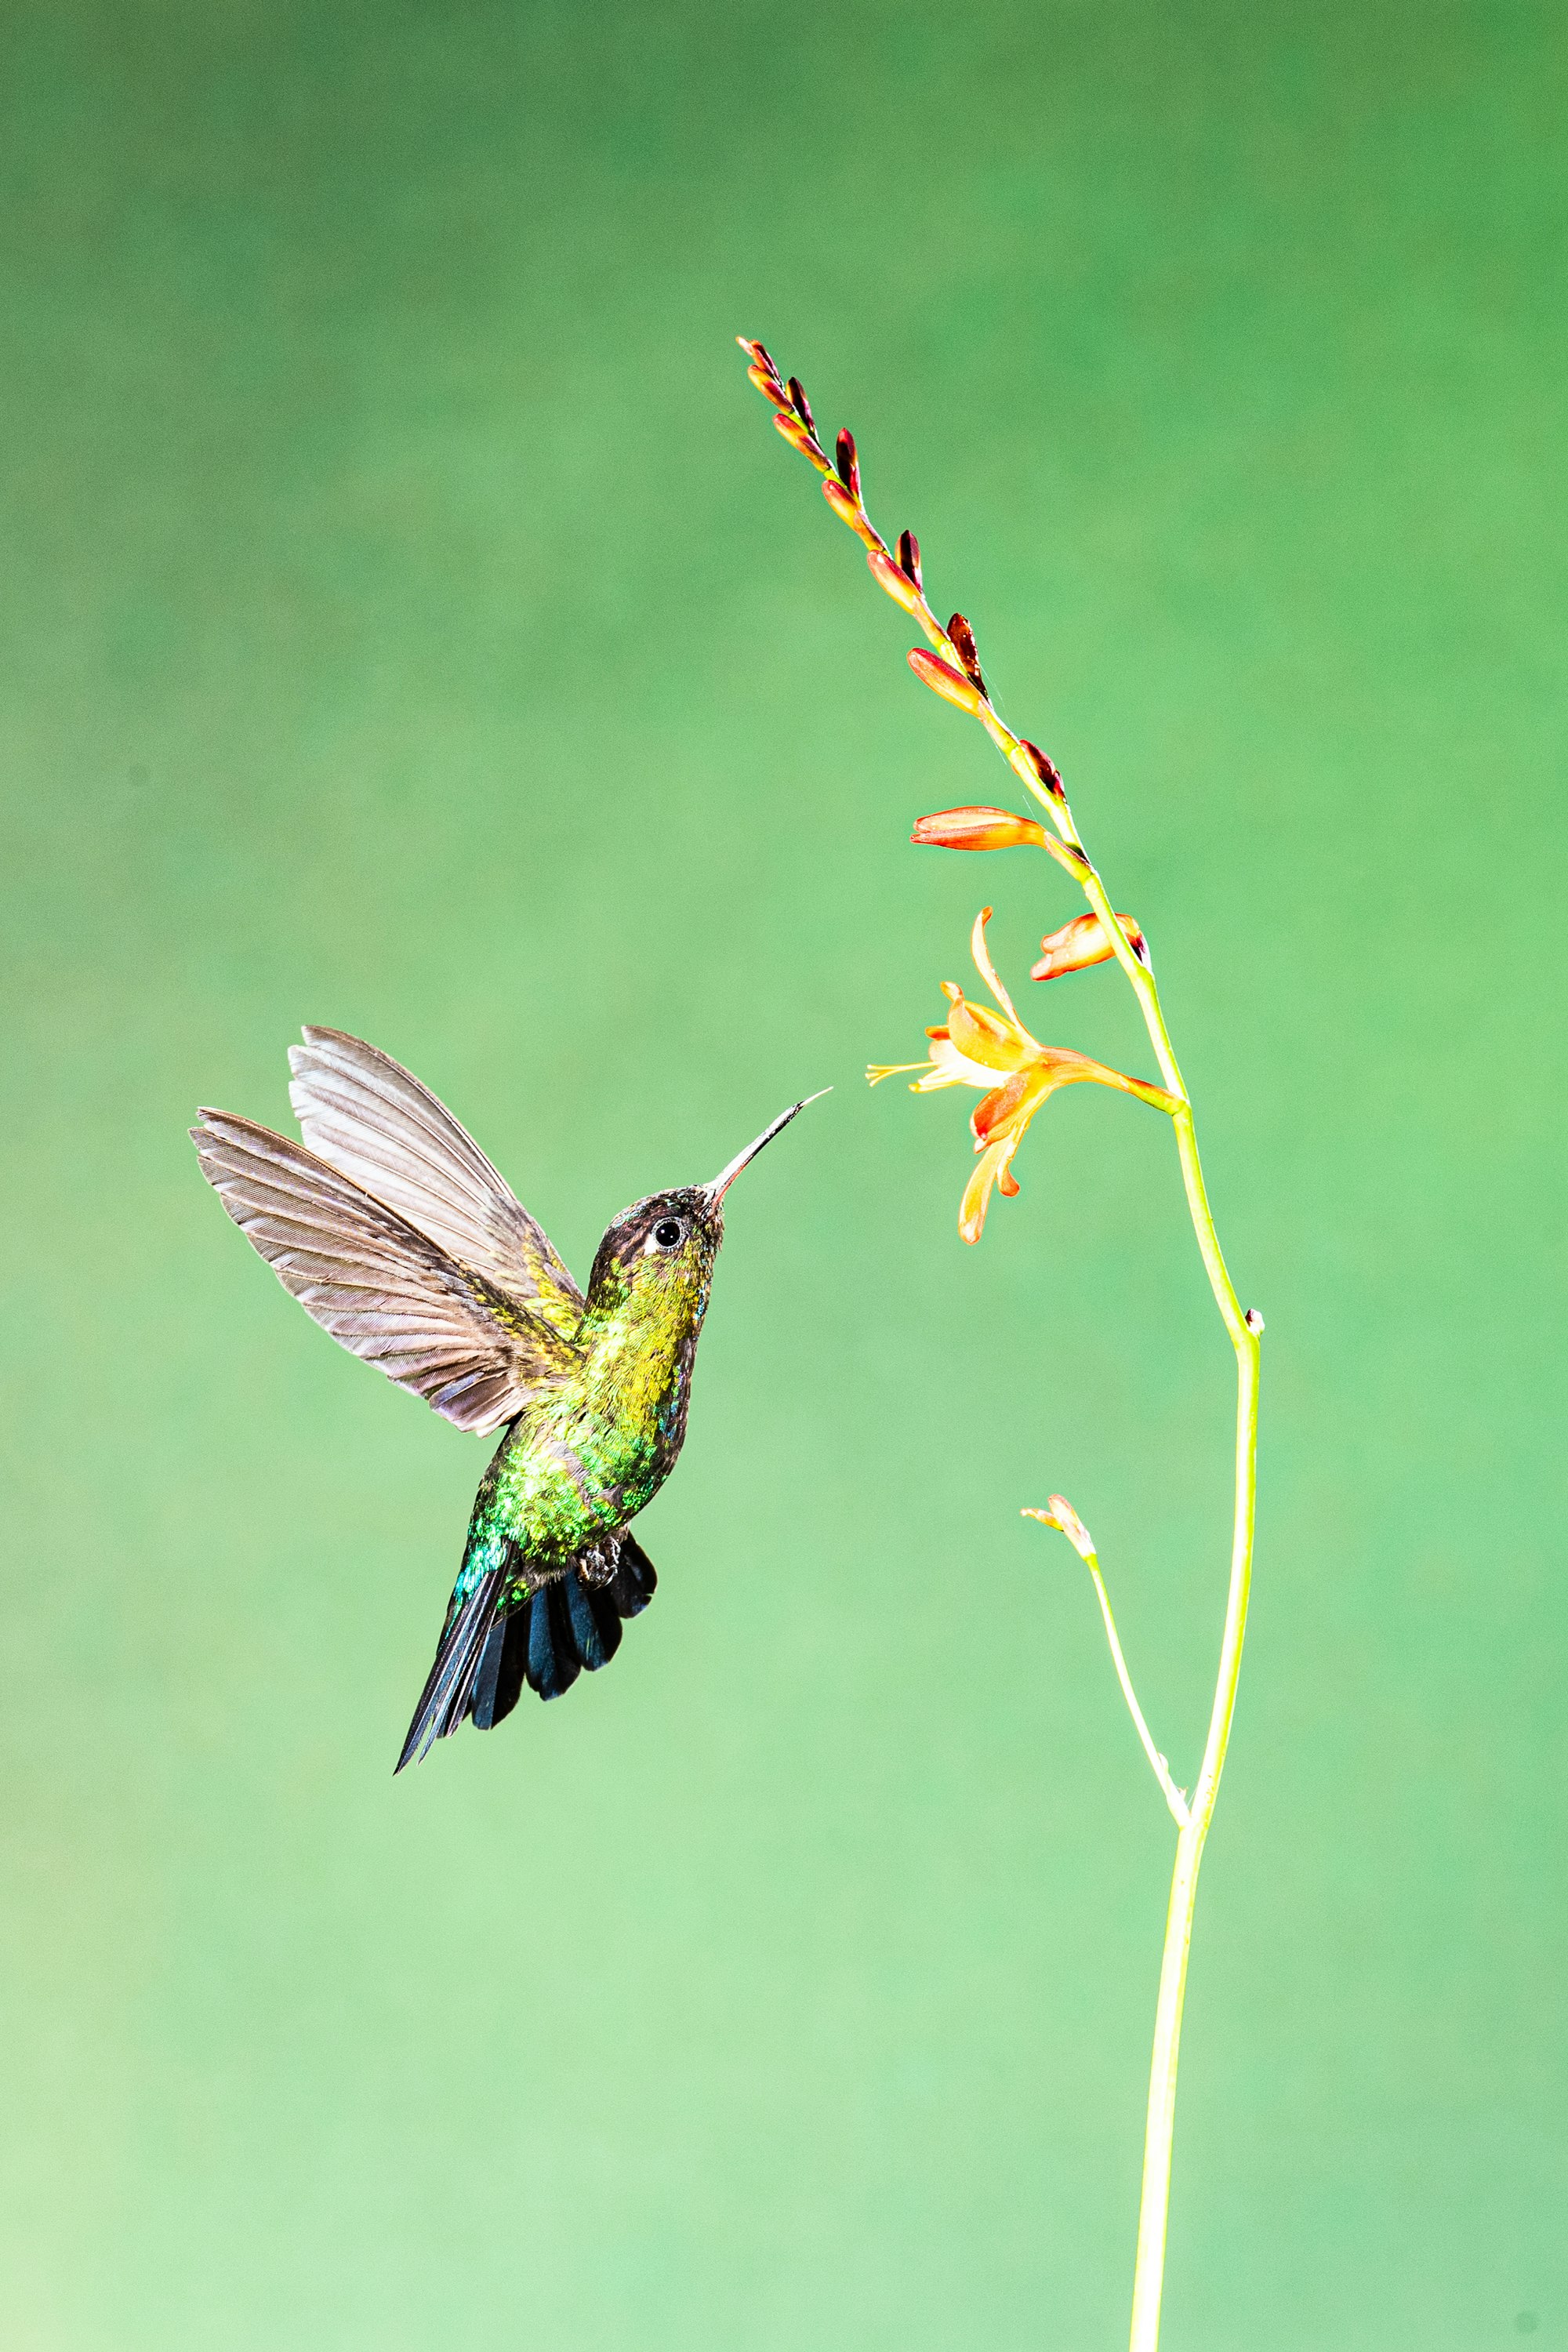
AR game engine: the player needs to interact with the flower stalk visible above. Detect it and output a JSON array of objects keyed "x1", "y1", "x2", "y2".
[{"x1": 742, "y1": 336, "x2": 1263, "y2": 2352}]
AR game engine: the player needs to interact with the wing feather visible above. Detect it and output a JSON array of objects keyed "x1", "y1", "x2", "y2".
[
  {"x1": 191, "y1": 1111, "x2": 580, "y2": 1433},
  {"x1": 287, "y1": 1027, "x2": 583, "y2": 1339}
]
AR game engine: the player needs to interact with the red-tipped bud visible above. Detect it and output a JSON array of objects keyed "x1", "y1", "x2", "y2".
[
  {"x1": 835, "y1": 428, "x2": 860, "y2": 499},
  {"x1": 787, "y1": 376, "x2": 815, "y2": 434},
  {"x1": 747, "y1": 361, "x2": 786, "y2": 401},
  {"x1": 867, "y1": 548, "x2": 924, "y2": 616},
  {"x1": 1012, "y1": 739, "x2": 1065, "y2": 801},
  {"x1": 912, "y1": 806, "x2": 1048, "y2": 851},
  {"x1": 947, "y1": 613, "x2": 985, "y2": 693},
  {"x1": 909, "y1": 647, "x2": 985, "y2": 714},
  {"x1": 1029, "y1": 910, "x2": 1146, "y2": 982},
  {"x1": 898, "y1": 528, "x2": 922, "y2": 588}
]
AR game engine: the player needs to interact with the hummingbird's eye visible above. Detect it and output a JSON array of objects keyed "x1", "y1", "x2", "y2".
[{"x1": 651, "y1": 1217, "x2": 685, "y2": 1251}]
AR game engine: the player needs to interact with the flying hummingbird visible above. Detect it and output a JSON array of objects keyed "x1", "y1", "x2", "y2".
[{"x1": 191, "y1": 1028, "x2": 820, "y2": 1771}]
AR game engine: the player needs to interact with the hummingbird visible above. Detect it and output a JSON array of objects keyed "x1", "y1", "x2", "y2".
[{"x1": 191, "y1": 1027, "x2": 821, "y2": 1771}]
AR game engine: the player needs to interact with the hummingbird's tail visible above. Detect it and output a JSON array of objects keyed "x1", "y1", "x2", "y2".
[{"x1": 394, "y1": 1537, "x2": 658, "y2": 1773}]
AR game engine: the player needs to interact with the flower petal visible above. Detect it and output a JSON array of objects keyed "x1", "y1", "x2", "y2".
[
  {"x1": 970, "y1": 1067, "x2": 1049, "y2": 1145},
  {"x1": 969, "y1": 906, "x2": 1025, "y2": 1027},
  {"x1": 918, "y1": 1033, "x2": 996, "y2": 1089},
  {"x1": 946, "y1": 993, "x2": 1033, "y2": 1073},
  {"x1": 958, "y1": 1130, "x2": 1024, "y2": 1244}
]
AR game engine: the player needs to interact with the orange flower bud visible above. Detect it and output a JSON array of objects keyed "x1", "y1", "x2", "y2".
[
  {"x1": 747, "y1": 362, "x2": 785, "y2": 402},
  {"x1": 1029, "y1": 910, "x2": 1146, "y2": 982},
  {"x1": 908, "y1": 648, "x2": 985, "y2": 714},
  {"x1": 823, "y1": 476, "x2": 880, "y2": 549},
  {"x1": 911, "y1": 806, "x2": 1048, "y2": 852},
  {"x1": 775, "y1": 410, "x2": 829, "y2": 474},
  {"x1": 868, "y1": 548, "x2": 924, "y2": 616},
  {"x1": 822, "y1": 476, "x2": 858, "y2": 525}
]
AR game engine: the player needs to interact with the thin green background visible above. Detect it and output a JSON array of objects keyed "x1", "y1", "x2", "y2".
[{"x1": 2, "y1": 2, "x2": 1564, "y2": 2345}]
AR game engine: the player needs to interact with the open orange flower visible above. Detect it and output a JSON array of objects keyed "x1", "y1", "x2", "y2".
[{"x1": 869, "y1": 910, "x2": 1178, "y2": 1242}]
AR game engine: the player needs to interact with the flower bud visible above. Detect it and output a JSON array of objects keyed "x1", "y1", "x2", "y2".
[
  {"x1": 1029, "y1": 910, "x2": 1145, "y2": 982},
  {"x1": 786, "y1": 376, "x2": 815, "y2": 434},
  {"x1": 908, "y1": 648, "x2": 985, "y2": 714},
  {"x1": 947, "y1": 613, "x2": 985, "y2": 693},
  {"x1": 911, "y1": 806, "x2": 1048, "y2": 851},
  {"x1": 822, "y1": 475, "x2": 859, "y2": 525},
  {"x1": 868, "y1": 548, "x2": 924, "y2": 615},
  {"x1": 747, "y1": 362, "x2": 786, "y2": 402},
  {"x1": 1010, "y1": 738, "x2": 1066, "y2": 802},
  {"x1": 835, "y1": 428, "x2": 860, "y2": 499},
  {"x1": 898, "y1": 528, "x2": 922, "y2": 589},
  {"x1": 1022, "y1": 1495, "x2": 1097, "y2": 1562}
]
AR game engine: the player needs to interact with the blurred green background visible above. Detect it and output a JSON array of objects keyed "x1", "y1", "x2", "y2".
[{"x1": 2, "y1": 2, "x2": 1565, "y2": 2345}]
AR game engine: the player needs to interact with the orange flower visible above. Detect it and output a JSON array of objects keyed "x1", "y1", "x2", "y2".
[{"x1": 869, "y1": 910, "x2": 1178, "y2": 1242}]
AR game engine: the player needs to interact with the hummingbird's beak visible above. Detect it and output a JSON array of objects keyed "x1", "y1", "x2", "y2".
[{"x1": 706, "y1": 1089, "x2": 830, "y2": 1204}]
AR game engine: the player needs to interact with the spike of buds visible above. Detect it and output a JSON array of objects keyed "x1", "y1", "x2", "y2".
[
  {"x1": 1011, "y1": 739, "x2": 1066, "y2": 803},
  {"x1": 1022, "y1": 1494, "x2": 1097, "y2": 1563},
  {"x1": 867, "y1": 547, "x2": 925, "y2": 617},
  {"x1": 835, "y1": 429, "x2": 860, "y2": 499},
  {"x1": 898, "y1": 528, "x2": 922, "y2": 588},
  {"x1": 947, "y1": 613, "x2": 985, "y2": 693},
  {"x1": 909, "y1": 647, "x2": 985, "y2": 716},
  {"x1": 911, "y1": 806, "x2": 1049, "y2": 851},
  {"x1": 1030, "y1": 909, "x2": 1146, "y2": 982}
]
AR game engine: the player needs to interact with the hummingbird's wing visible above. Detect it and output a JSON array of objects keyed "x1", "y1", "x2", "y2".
[
  {"x1": 285, "y1": 1026, "x2": 584, "y2": 1340},
  {"x1": 191, "y1": 1110, "x2": 581, "y2": 1435}
]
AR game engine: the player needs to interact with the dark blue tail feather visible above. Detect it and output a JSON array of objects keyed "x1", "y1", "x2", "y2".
[{"x1": 395, "y1": 1534, "x2": 659, "y2": 1768}]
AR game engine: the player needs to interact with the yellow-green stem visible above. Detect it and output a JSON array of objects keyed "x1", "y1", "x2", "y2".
[
  {"x1": 1069, "y1": 852, "x2": 1261, "y2": 2352},
  {"x1": 993, "y1": 786, "x2": 1263, "y2": 2351},
  {"x1": 1050, "y1": 847, "x2": 1260, "y2": 2347}
]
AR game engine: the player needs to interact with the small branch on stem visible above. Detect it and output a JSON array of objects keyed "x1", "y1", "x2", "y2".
[{"x1": 1024, "y1": 1503, "x2": 1190, "y2": 1831}]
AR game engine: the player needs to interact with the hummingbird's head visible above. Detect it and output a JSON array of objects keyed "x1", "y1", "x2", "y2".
[{"x1": 583, "y1": 1094, "x2": 826, "y2": 1328}]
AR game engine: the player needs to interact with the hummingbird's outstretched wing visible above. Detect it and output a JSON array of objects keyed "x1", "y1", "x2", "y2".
[
  {"x1": 191, "y1": 1111, "x2": 581, "y2": 1434},
  {"x1": 285, "y1": 1026, "x2": 584, "y2": 1341}
]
